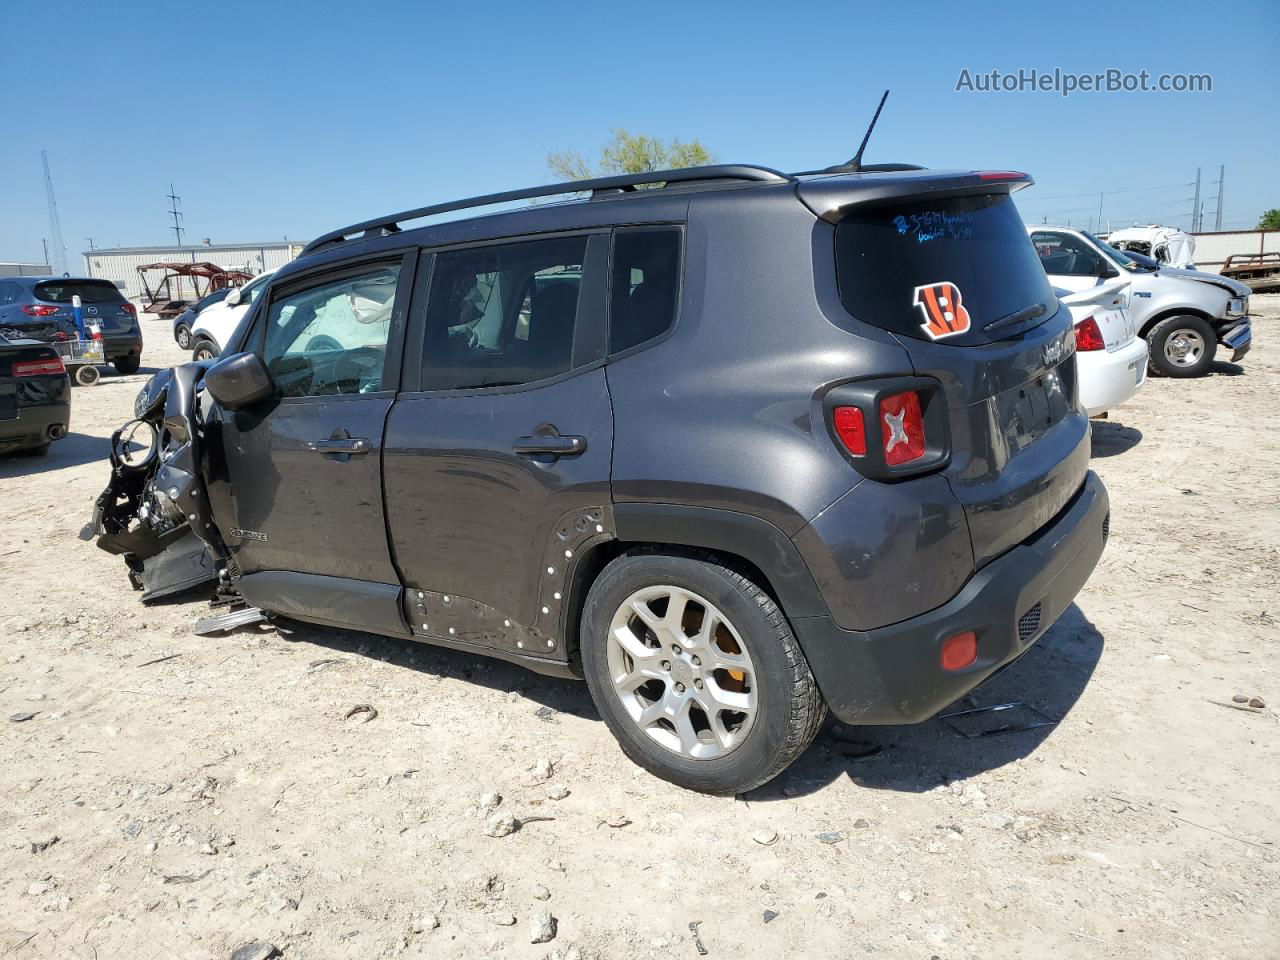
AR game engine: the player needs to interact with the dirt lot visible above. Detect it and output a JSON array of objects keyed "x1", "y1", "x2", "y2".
[{"x1": 2, "y1": 299, "x2": 1277, "y2": 959}]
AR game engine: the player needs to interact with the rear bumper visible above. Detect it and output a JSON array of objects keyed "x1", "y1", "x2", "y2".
[
  {"x1": 0, "y1": 401, "x2": 70, "y2": 451},
  {"x1": 102, "y1": 334, "x2": 142, "y2": 361},
  {"x1": 1079, "y1": 337, "x2": 1148, "y2": 416},
  {"x1": 791, "y1": 471, "x2": 1109, "y2": 725}
]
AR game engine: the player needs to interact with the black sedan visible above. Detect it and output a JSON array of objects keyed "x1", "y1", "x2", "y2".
[{"x1": 0, "y1": 335, "x2": 70, "y2": 456}]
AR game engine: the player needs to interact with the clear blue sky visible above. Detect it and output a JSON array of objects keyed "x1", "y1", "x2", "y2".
[{"x1": 2, "y1": 0, "x2": 1275, "y2": 264}]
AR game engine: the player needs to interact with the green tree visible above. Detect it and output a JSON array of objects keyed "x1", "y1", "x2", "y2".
[
  {"x1": 1258, "y1": 209, "x2": 1280, "y2": 230},
  {"x1": 548, "y1": 129, "x2": 714, "y2": 181}
]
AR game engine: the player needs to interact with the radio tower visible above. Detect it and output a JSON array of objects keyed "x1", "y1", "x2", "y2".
[{"x1": 41, "y1": 150, "x2": 68, "y2": 275}]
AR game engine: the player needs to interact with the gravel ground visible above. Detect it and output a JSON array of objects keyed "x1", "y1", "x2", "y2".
[{"x1": 2, "y1": 297, "x2": 1277, "y2": 959}]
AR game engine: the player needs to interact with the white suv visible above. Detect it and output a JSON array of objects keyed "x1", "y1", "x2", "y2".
[{"x1": 189, "y1": 271, "x2": 274, "y2": 361}]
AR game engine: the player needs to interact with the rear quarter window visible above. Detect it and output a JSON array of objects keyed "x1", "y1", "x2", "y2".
[
  {"x1": 834, "y1": 193, "x2": 1054, "y2": 345},
  {"x1": 33, "y1": 280, "x2": 125, "y2": 304}
]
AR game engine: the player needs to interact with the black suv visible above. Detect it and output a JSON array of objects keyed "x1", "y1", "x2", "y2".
[
  {"x1": 87, "y1": 163, "x2": 1108, "y2": 794},
  {"x1": 0, "y1": 277, "x2": 143, "y2": 374}
]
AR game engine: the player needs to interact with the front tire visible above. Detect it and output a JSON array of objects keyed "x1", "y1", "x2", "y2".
[
  {"x1": 580, "y1": 549, "x2": 826, "y2": 794},
  {"x1": 191, "y1": 340, "x2": 219, "y2": 362},
  {"x1": 1147, "y1": 314, "x2": 1217, "y2": 378},
  {"x1": 175, "y1": 325, "x2": 192, "y2": 349}
]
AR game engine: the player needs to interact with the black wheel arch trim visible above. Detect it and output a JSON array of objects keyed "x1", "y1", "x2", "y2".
[{"x1": 610, "y1": 502, "x2": 832, "y2": 621}]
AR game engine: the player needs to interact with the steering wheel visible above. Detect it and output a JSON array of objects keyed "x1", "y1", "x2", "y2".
[
  {"x1": 320, "y1": 346, "x2": 385, "y2": 395},
  {"x1": 305, "y1": 334, "x2": 342, "y2": 353}
]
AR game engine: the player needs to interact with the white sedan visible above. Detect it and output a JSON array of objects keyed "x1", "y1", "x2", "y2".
[
  {"x1": 1058, "y1": 279, "x2": 1148, "y2": 417},
  {"x1": 189, "y1": 270, "x2": 275, "y2": 361}
]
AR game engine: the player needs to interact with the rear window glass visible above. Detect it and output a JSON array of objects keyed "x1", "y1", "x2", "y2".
[
  {"x1": 33, "y1": 280, "x2": 125, "y2": 304},
  {"x1": 834, "y1": 193, "x2": 1054, "y2": 344}
]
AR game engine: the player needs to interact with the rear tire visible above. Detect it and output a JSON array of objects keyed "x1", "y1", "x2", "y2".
[
  {"x1": 580, "y1": 549, "x2": 826, "y2": 795},
  {"x1": 1147, "y1": 314, "x2": 1217, "y2": 378},
  {"x1": 113, "y1": 355, "x2": 141, "y2": 375},
  {"x1": 74, "y1": 365, "x2": 100, "y2": 386},
  {"x1": 191, "y1": 340, "x2": 219, "y2": 362}
]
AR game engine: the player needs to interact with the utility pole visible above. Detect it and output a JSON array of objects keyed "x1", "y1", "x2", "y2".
[
  {"x1": 1097, "y1": 192, "x2": 1104, "y2": 233},
  {"x1": 167, "y1": 183, "x2": 185, "y2": 246},
  {"x1": 1214, "y1": 165, "x2": 1224, "y2": 231},
  {"x1": 1191, "y1": 167, "x2": 1202, "y2": 232},
  {"x1": 41, "y1": 238, "x2": 49, "y2": 267}
]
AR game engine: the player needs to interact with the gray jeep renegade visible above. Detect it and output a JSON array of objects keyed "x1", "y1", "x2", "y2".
[{"x1": 87, "y1": 162, "x2": 1109, "y2": 794}]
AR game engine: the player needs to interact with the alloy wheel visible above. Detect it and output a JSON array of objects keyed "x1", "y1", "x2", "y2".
[
  {"x1": 1164, "y1": 328, "x2": 1205, "y2": 367},
  {"x1": 606, "y1": 585, "x2": 757, "y2": 760}
]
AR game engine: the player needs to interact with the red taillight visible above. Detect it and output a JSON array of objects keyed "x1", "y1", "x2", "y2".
[
  {"x1": 122, "y1": 303, "x2": 138, "y2": 316},
  {"x1": 13, "y1": 357, "x2": 66, "y2": 377},
  {"x1": 878, "y1": 390, "x2": 926, "y2": 466},
  {"x1": 975, "y1": 170, "x2": 1027, "y2": 181},
  {"x1": 832, "y1": 406, "x2": 867, "y2": 456},
  {"x1": 21, "y1": 304, "x2": 59, "y2": 317},
  {"x1": 940, "y1": 631, "x2": 978, "y2": 671},
  {"x1": 1074, "y1": 316, "x2": 1105, "y2": 352}
]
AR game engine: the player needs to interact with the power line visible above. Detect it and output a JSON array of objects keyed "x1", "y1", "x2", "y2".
[{"x1": 1030, "y1": 181, "x2": 1193, "y2": 202}]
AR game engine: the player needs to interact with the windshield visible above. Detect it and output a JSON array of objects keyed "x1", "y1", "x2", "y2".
[
  {"x1": 834, "y1": 193, "x2": 1055, "y2": 344},
  {"x1": 1085, "y1": 232, "x2": 1146, "y2": 272}
]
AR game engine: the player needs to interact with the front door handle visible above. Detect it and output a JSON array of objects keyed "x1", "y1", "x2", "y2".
[
  {"x1": 513, "y1": 435, "x2": 587, "y2": 457},
  {"x1": 308, "y1": 437, "x2": 371, "y2": 455}
]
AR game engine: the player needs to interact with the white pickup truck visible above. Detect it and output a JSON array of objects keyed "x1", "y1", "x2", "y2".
[{"x1": 1029, "y1": 226, "x2": 1252, "y2": 377}]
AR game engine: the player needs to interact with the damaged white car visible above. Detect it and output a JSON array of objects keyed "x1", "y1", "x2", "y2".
[{"x1": 1057, "y1": 279, "x2": 1147, "y2": 417}]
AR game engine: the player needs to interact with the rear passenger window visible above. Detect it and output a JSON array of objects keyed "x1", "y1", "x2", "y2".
[
  {"x1": 609, "y1": 227, "x2": 681, "y2": 353},
  {"x1": 422, "y1": 236, "x2": 587, "y2": 390}
]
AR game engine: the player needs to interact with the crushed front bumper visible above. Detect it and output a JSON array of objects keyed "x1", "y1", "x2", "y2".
[
  {"x1": 791, "y1": 471, "x2": 1109, "y2": 725},
  {"x1": 1217, "y1": 318, "x2": 1252, "y2": 362}
]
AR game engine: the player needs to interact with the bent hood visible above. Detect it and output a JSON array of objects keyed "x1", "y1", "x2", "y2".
[{"x1": 1154, "y1": 266, "x2": 1250, "y2": 298}]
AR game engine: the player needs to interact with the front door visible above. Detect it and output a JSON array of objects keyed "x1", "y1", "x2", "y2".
[
  {"x1": 212, "y1": 254, "x2": 413, "y2": 592},
  {"x1": 383, "y1": 233, "x2": 613, "y2": 660}
]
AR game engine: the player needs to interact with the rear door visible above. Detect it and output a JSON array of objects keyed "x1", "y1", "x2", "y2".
[
  {"x1": 212, "y1": 253, "x2": 414, "y2": 590},
  {"x1": 383, "y1": 233, "x2": 612, "y2": 661},
  {"x1": 833, "y1": 193, "x2": 1091, "y2": 567},
  {"x1": 1029, "y1": 230, "x2": 1114, "y2": 294}
]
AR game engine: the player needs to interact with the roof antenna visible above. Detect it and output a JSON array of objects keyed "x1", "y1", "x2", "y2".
[{"x1": 826, "y1": 89, "x2": 890, "y2": 173}]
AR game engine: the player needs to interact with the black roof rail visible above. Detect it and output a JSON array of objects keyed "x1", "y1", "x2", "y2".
[{"x1": 300, "y1": 164, "x2": 793, "y2": 256}]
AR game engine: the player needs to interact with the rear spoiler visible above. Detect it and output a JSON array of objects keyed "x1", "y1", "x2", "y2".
[
  {"x1": 796, "y1": 169, "x2": 1034, "y2": 223},
  {"x1": 1056, "y1": 278, "x2": 1131, "y2": 310}
]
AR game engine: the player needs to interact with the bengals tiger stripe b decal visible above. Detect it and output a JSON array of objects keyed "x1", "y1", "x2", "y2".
[{"x1": 912, "y1": 281, "x2": 972, "y2": 340}]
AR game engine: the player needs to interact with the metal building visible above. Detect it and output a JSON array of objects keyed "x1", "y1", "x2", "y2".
[
  {"x1": 0, "y1": 262, "x2": 52, "y2": 277},
  {"x1": 81, "y1": 242, "x2": 301, "y2": 299}
]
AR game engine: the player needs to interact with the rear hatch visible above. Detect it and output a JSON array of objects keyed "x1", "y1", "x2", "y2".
[
  {"x1": 30, "y1": 279, "x2": 135, "y2": 335},
  {"x1": 820, "y1": 178, "x2": 1090, "y2": 567}
]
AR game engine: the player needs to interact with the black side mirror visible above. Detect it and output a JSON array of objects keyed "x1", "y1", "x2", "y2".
[
  {"x1": 1095, "y1": 259, "x2": 1117, "y2": 278},
  {"x1": 204, "y1": 352, "x2": 275, "y2": 410}
]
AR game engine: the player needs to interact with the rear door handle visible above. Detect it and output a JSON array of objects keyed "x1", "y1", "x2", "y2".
[
  {"x1": 513, "y1": 435, "x2": 587, "y2": 457},
  {"x1": 309, "y1": 437, "x2": 371, "y2": 455}
]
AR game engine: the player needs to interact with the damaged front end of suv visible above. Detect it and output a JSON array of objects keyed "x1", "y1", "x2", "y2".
[{"x1": 80, "y1": 361, "x2": 231, "y2": 603}]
